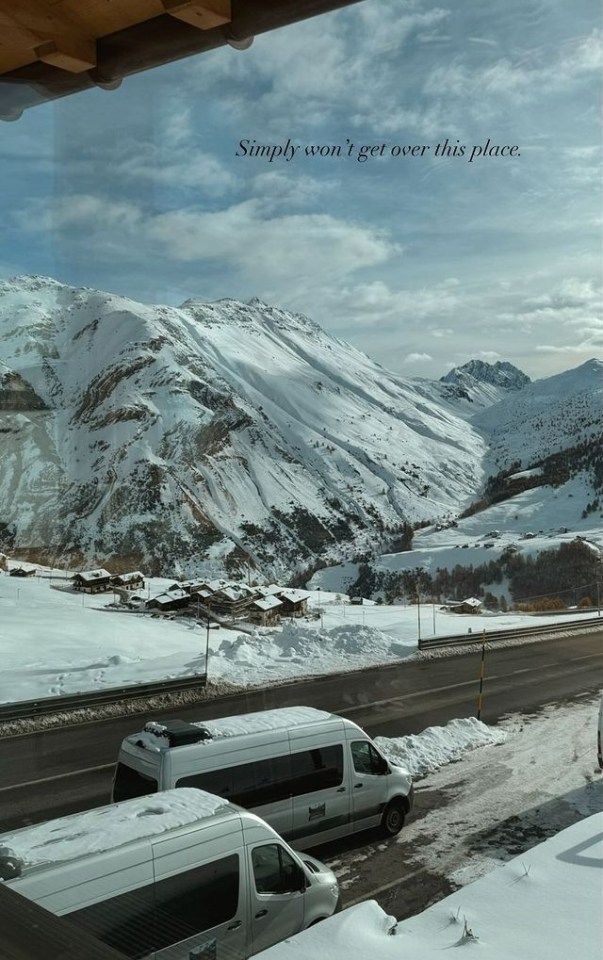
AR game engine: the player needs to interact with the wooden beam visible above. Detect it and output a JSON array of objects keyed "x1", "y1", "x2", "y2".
[
  {"x1": 34, "y1": 37, "x2": 96, "y2": 72},
  {"x1": 0, "y1": 0, "x2": 96, "y2": 72},
  {"x1": 161, "y1": 0, "x2": 231, "y2": 30}
]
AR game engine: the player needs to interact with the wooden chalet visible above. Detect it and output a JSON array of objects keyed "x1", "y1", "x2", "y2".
[
  {"x1": 275, "y1": 588, "x2": 310, "y2": 618},
  {"x1": 146, "y1": 589, "x2": 191, "y2": 613},
  {"x1": 110, "y1": 571, "x2": 144, "y2": 591},
  {"x1": 447, "y1": 597, "x2": 483, "y2": 615},
  {"x1": 210, "y1": 584, "x2": 258, "y2": 616},
  {"x1": 8, "y1": 566, "x2": 37, "y2": 578},
  {"x1": 73, "y1": 568, "x2": 112, "y2": 592},
  {"x1": 249, "y1": 594, "x2": 283, "y2": 625}
]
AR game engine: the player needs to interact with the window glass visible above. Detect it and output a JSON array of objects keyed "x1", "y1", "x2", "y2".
[
  {"x1": 112, "y1": 763, "x2": 158, "y2": 802},
  {"x1": 351, "y1": 741, "x2": 387, "y2": 776},
  {"x1": 289, "y1": 745, "x2": 344, "y2": 794},
  {"x1": 252, "y1": 844, "x2": 304, "y2": 895},
  {"x1": 177, "y1": 753, "x2": 292, "y2": 806},
  {"x1": 153, "y1": 854, "x2": 239, "y2": 949},
  {"x1": 68, "y1": 855, "x2": 239, "y2": 957}
]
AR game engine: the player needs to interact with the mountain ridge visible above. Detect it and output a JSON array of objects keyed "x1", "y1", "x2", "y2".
[{"x1": 0, "y1": 275, "x2": 599, "y2": 577}]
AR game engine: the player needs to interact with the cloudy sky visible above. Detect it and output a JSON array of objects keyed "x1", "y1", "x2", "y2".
[{"x1": 0, "y1": 0, "x2": 601, "y2": 380}]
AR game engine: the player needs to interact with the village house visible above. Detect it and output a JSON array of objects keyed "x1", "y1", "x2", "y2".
[
  {"x1": 146, "y1": 589, "x2": 190, "y2": 613},
  {"x1": 210, "y1": 584, "x2": 258, "y2": 617},
  {"x1": 73, "y1": 569, "x2": 112, "y2": 593},
  {"x1": 110, "y1": 571, "x2": 144, "y2": 591},
  {"x1": 276, "y1": 588, "x2": 310, "y2": 618},
  {"x1": 249, "y1": 594, "x2": 283, "y2": 625},
  {"x1": 8, "y1": 566, "x2": 37, "y2": 578},
  {"x1": 446, "y1": 597, "x2": 483, "y2": 615}
]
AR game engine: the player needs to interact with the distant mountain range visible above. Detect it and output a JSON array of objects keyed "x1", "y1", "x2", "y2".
[{"x1": 0, "y1": 275, "x2": 600, "y2": 577}]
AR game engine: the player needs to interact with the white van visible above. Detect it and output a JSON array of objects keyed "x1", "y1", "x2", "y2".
[
  {"x1": 0, "y1": 787, "x2": 340, "y2": 959},
  {"x1": 113, "y1": 706, "x2": 413, "y2": 848}
]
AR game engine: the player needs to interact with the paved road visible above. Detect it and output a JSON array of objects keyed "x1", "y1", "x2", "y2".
[{"x1": 0, "y1": 629, "x2": 601, "y2": 831}]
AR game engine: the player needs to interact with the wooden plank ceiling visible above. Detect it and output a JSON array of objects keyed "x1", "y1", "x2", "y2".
[{"x1": 0, "y1": 0, "x2": 231, "y2": 75}]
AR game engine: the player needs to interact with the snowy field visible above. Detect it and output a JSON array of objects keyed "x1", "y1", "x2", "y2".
[{"x1": 0, "y1": 568, "x2": 601, "y2": 704}]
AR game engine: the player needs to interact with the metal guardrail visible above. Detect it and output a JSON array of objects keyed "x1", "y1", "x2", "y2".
[
  {"x1": 0, "y1": 674, "x2": 207, "y2": 723},
  {"x1": 418, "y1": 617, "x2": 602, "y2": 650}
]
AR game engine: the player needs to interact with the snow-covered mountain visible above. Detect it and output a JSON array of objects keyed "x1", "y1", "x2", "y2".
[
  {"x1": 435, "y1": 359, "x2": 531, "y2": 411},
  {"x1": 0, "y1": 276, "x2": 599, "y2": 578},
  {"x1": 0, "y1": 276, "x2": 487, "y2": 576}
]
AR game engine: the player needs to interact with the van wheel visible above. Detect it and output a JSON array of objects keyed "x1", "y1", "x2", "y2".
[{"x1": 381, "y1": 799, "x2": 406, "y2": 837}]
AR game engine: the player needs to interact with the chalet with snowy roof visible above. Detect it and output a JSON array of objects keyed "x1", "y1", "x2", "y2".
[
  {"x1": 146, "y1": 589, "x2": 190, "y2": 613},
  {"x1": 210, "y1": 584, "x2": 259, "y2": 616},
  {"x1": 110, "y1": 571, "x2": 144, "y2": 591},
  {"x1": 276, "y1": 588, "x2": 310, "y2": 617},
  {"x1": 73, "y1": 568, "x2": 112, "y2": 592},
  {"x1": 448, "y1": 597, "x2": 483, "y2": 614},
  {"x1": 255, "y1": 583, "x2": 283, "y2": 597},
  {"x1": 9, "y1": 566, "x2": 36, "y2": 577},
  {"x1": 249, "y1": 594, "x2": 283, "y2": 625}
]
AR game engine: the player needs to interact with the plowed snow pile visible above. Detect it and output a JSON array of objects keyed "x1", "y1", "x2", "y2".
[{"x1": 212, "y1": 622, "x2": 415, "y2": 684}]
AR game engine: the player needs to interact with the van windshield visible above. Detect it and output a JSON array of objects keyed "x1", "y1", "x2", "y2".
[{"x1": 113, "y1": 763, "x2": 158, "y2": 802}]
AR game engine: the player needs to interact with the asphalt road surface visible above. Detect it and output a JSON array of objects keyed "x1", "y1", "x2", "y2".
[{"x1": 0, "y1": 628, "x2": 601, "y2": 833}]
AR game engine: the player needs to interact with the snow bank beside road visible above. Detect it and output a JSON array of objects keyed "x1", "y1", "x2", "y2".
[{"x1": 375, "y1": 717, "x2": 508, "y2": 777}]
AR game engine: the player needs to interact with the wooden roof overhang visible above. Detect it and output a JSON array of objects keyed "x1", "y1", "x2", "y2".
[{"x1": 0, "y1": 0, "x2": 364, "y2": 119}]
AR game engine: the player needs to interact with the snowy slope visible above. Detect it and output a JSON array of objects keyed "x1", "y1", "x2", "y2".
[
  {"x1": 473, "y1": 358, "x2": 602, "y2": 471},
  {"x1": 0, "y1": 276, "x2": 486, "y2": 576}
]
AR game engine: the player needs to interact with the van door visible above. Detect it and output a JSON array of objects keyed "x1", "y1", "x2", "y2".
[
  {"x1": 151, "y1": 840, "x2": 247, "y2": 960},
  {"x1": 289, "y1": 743, "x2": 350, "y2": 847},
  {"x1": 350, "y1": 740, "x2": 389, "y2": 832},
  {"x1": 248, "y1": 842, "x2": 305, "y2": 956}
]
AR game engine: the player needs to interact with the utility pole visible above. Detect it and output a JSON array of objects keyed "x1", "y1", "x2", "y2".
[
  {"x1": 204, "y1": 602, "x2": 211, "y2": 685},
  {"x1": 477, "y1": 628, "x2": 486, "y2": 720}
]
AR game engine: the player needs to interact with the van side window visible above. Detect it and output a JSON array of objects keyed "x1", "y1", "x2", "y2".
[
  {"x1": 289, "y1": 745, "x2": 344, "y2": 794},
  {"x1": 176, "y1": 745, "x2": 344, "y2": 806},
  {"x1": 67, "y1": 854, "x2": 239, "y2": 958},
  {"x1": 252, "y1": 844, "x2": 305, "y2": 895},
  {"x1": 351, "y1": 741, "x2": 388, "y2": 776},
  {"x1": 113, "y1": 763, "x2": 158, "y2": 802},
  {"x1": 177, "y1": 754, "x2": 292, "y2": 806}
]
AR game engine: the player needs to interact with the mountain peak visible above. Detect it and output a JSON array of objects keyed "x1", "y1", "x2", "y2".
[{"x1": 441, "y1": 359, "x2": 530, "y2": 391}]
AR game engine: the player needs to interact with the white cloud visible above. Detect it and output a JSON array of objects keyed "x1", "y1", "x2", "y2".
[{"x1": 404, "y1": 352, "x2": 433, "y2": 363}]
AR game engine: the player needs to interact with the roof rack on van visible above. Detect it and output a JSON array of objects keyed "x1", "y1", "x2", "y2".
[{"x1": 143, "y1": 720, "x2": 212, "y2": 747}]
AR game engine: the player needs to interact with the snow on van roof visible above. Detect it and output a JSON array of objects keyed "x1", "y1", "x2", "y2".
[
  {"x1": 198, "y1": 706, "x2": 332, "y2": 739},
  {"x1": 0, "y1": 789, "x2": 228, "y2": 878}
]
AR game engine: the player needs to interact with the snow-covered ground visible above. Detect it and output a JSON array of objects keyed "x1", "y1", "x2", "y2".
[
  {"x1": 255, "y1": 813, "x2": 603, "y2": 959},
  {"x1": 256, "y1": 696, "x2": 603, "y2": 960},
  {"x1": 1, "y1": 569, "x2": 600, "y2": 704}
]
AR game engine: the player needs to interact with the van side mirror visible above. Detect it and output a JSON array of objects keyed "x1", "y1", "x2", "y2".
[{"x1": 282, "y1": 867, "x2": 307, "y2": 894}]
